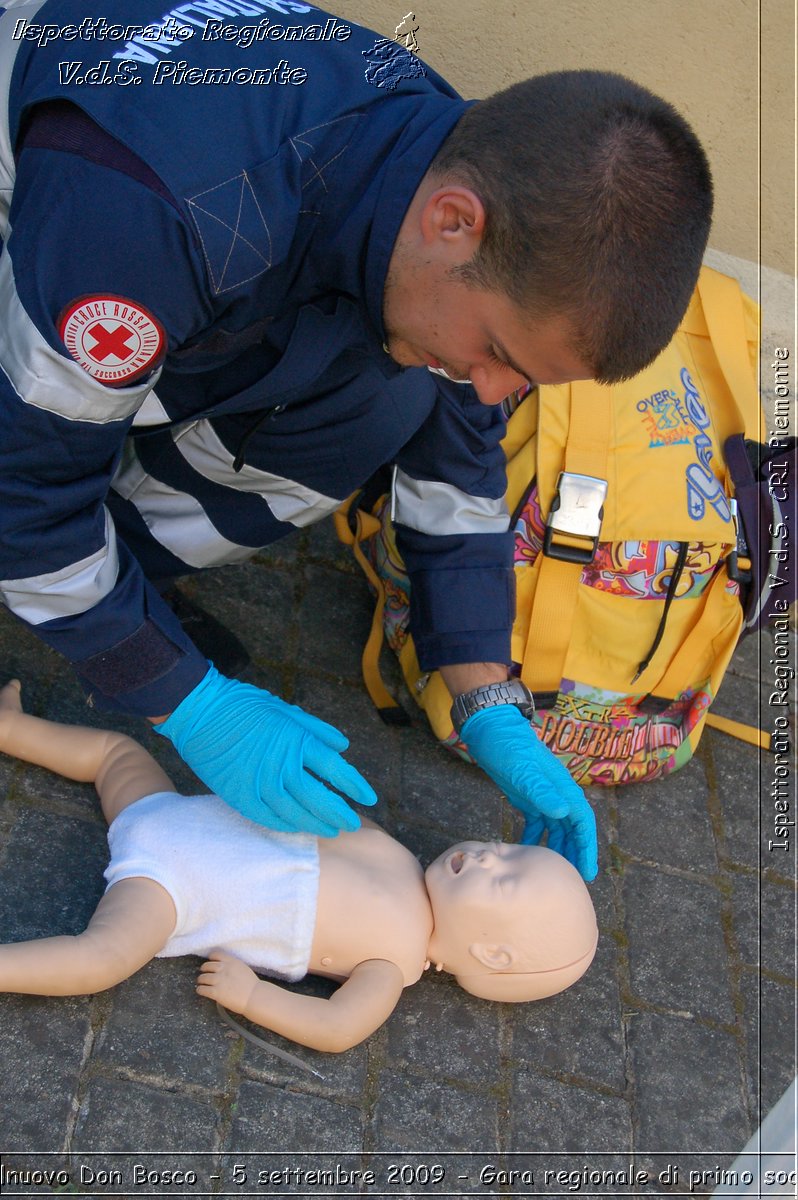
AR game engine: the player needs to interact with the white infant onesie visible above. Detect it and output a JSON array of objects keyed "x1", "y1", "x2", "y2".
[{"x1": 105, "y1": 791, "x2": 320, "y2": 980}]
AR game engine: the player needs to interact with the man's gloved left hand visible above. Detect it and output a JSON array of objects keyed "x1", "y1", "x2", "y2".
[
  {"x1": 153, "y1": 664, "x2": 377, "y2": 836},
  {"x1": 460, "y1": 704, "x2": 598, "y2": 881}
]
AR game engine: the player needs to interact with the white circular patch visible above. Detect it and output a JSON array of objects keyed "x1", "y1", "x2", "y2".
[{"x1": 58, "y1": 295, "x2": 166, "y2": 386}]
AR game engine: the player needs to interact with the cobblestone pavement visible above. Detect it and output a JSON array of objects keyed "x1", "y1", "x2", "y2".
[{"x1": 0, "y1": 519, "x2": 795, "y2": 1198}]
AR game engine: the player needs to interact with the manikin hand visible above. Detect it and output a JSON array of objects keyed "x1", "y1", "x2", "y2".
[
  {"x1": 154, "y1": 665, "x2": 377, "y2": 836},
  {"x1": 460, "y1": 705, "x2": 598, "y2": 882},
  {"x1": 196, "y1": 951, "x2": 259, "y2": 1014}
]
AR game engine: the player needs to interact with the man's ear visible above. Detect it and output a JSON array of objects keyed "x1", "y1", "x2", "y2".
[
  {"x1": 419, "y1": 186, "x2": 486, "y2": 251},
  {"x1": 468, "y1": 942, "x2": 519, "y2": 971}
]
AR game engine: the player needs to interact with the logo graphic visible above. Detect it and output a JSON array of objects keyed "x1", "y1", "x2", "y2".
[
  {"x1": 394, "y1": 11, "x2": 420, "y2": 52},
  {"x1": 680, "y1": 368, "x2": 732, "y2": 522},
  {"x1": 362, "y1": 38, "x2": 426, "y2": 89},
  {"x1": 363, "y1": 14, "x2": 425, "y2": 90},
  {"x1": 58, "y1": 296, "x2": 166, "y2": 386},
  {"x1": 636, "y1": 387, "x2": 695, "y2": 448}
]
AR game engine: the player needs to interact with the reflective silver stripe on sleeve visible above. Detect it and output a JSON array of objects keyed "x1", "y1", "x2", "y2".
[
  {"x1": 172, "y1": 419, "x2": 341, "y2": 528},
  {"x1": 0, "y1": 509, "x2": 119, "y2": 625},
  {"x1": 0, "y1": 243, "x2": 161, "y2": 424},
  {"x1": 111, "y1": 442, "x2": 254, "y2": 568},
  {"x1": 391, "y1": 467, "x2": 510, "y2": 535},
  {"x1": 132, "y1": 389, "x2": 171, "y2": 427}
]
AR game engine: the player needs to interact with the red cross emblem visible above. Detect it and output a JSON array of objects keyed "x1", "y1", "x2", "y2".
[
  {"x1": 58, "y1": 295, "x2": 166, "y2": 387},
  {"x1": 85, "y1": 320, "x2": 137, "y2": 364}
]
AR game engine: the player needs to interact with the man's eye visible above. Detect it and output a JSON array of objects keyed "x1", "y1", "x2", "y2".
[{"x1": 488, "y1": 347, "x2": 513, "y2": 372}]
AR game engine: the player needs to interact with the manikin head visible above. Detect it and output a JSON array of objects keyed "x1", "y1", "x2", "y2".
[{"x1": 424, "y1": 842, "x2": 598, "y2": 1002}]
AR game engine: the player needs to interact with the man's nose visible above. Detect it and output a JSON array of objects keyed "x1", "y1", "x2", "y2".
[{"x1": 468, "y1": 363, "x2": 524, "y2": 407}]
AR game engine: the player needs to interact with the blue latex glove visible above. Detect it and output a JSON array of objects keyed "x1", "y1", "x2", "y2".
[
  {"x1": 460, "y1": 704, "x2": 598, "y2": 881},
  {"x1": 154, "y1": 665, "x2": 377, "y2": 836}
]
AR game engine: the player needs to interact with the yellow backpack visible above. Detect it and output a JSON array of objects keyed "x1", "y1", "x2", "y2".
[{"x1": 337, "y1": 267, "x2": 766, "y2": 785}]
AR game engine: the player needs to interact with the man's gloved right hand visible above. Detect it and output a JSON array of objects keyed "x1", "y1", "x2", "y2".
[
  {"x1": 459, "y1": 704, "x2": 598, "y2": 882},
  {"x1": 153, "y1": 664, "x2": 377, "y2": 836}
]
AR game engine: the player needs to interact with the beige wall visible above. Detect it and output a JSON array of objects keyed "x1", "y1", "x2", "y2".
[{"x1": 333, "y1": 0, "x2": 795, "y2": 275}]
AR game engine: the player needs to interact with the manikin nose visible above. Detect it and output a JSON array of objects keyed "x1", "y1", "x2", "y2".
[{"x1": 475, "y1": 847, "x2": 497, "y2": 866}]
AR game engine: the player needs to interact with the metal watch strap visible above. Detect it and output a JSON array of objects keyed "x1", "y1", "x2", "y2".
[{"x1": 450, "y1": 678, "x2": 535, "y2": 734}]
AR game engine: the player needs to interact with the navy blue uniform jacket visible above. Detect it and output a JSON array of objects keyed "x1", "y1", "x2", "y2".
[{"x1": 0, "y1": 0, "x2": 514, "y2": 715}]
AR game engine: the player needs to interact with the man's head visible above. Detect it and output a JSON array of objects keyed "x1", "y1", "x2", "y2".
[
  {"x1": 383, "y1": 69, "x2": 712, "y2": 397},
  {"x1": 424, "y1": 842, "x2": 598, "y2": 1002}
]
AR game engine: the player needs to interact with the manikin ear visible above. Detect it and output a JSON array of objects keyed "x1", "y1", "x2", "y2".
[
  {"x1": 468, "y1": 943, "x2": 520, "y2": 971},
  {"x1": 419, "y1": 186, "x2": 486, "y2": 253}
]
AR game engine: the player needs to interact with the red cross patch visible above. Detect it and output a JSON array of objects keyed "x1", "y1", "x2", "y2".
[{"x1": 58, "y1": 295, "x2": 166, "y2": 387}]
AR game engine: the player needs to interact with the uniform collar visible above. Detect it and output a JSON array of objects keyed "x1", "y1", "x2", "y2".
[
  {"x1": 315, "y1": 93, "x2": 470, "y2": 348},
  {"x1": 364, "y1": 98, "x2": 471, "y2": 343}
]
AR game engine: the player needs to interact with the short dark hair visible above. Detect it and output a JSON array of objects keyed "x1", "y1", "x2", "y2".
[{"x1": 430, "y1": 71, "x2": 713, "y2": 383}]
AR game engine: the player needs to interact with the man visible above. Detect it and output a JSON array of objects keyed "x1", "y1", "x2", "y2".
[{"x1": 0, "y1": 0, "x2": 713, "y2": 882}]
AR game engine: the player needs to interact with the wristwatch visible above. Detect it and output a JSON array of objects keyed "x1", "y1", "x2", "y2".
[{"x1": 450, "y1": 678, "x2": 535, "y2": 735}]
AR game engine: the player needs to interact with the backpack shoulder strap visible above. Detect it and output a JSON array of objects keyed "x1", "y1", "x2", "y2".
[
  {"x1": 522, "y1": 380, "x2": 613, "y2": 690},
  {"x1": 696, "y1": 267, "x2": 764, "y2": 440},
  {"x1": 334, "y1": 495, "x2": 410, "y2": 724}
]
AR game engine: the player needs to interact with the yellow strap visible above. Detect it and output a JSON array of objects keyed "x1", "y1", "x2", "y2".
[
  {"x1": 522, "y1": 381, "x2": 613, "y2": 690},
  {"x1": 334, "y1": 500, "x2": 403, "y2": 716},
  {"x1": 351, "y1": 517, "x2": 403, "y2": 713},
  {"x1": 705, "y1": 711, "x2": 772, "y2": 751},
  {"x1": 332, "y1": 492, "x2": 362, "y2": 547},
  {"x1": 520, "y1": 554, "x2": 582, "y2": 689},
  {"x1": 696, "y1": 268, "x2": 764, "y2": 440}
]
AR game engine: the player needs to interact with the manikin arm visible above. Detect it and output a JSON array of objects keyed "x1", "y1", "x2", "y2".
[
  {"x1": 197, "y1": 952, "x2": 405, "y2": 1053},
  {"x1": 0, "y1": 680, "x2": 178, "y2": 995},
  {"x1": 0, "y1": 877, "x2": 177, "y2": 995},
  {"x1": 0, "y1": 680, "x2": 174, "y2": 823}
]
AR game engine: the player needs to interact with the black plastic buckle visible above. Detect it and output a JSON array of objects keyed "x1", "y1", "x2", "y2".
[
  {"x1": 726, "y1": 498, "x2": 752, "y2": 584},
  {"x1": 377, "y1": 704, "x2": 411, "y2": 726}
]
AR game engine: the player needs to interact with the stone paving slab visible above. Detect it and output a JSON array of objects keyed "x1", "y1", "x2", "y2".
[
  {"x1": 510, "y1": 933, "x2": 627, "y2": 1094},
  {"x1": 0, "y1": 520, "x2": 795, "y2": 1199},
  {"x1": 509, "y1": 1072, "x2": 633, "y2": 1155},
  {"x1": 622, "y1": 865, "x2": 736, "y2": 1023},
  {"x1": 614, "y1": 759, "x2": 719, "y2": 874}
]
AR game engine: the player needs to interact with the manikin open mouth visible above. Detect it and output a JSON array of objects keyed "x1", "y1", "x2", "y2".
[{"x1": 450, "y1": 851, "x2": 466, "y2": 874}]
